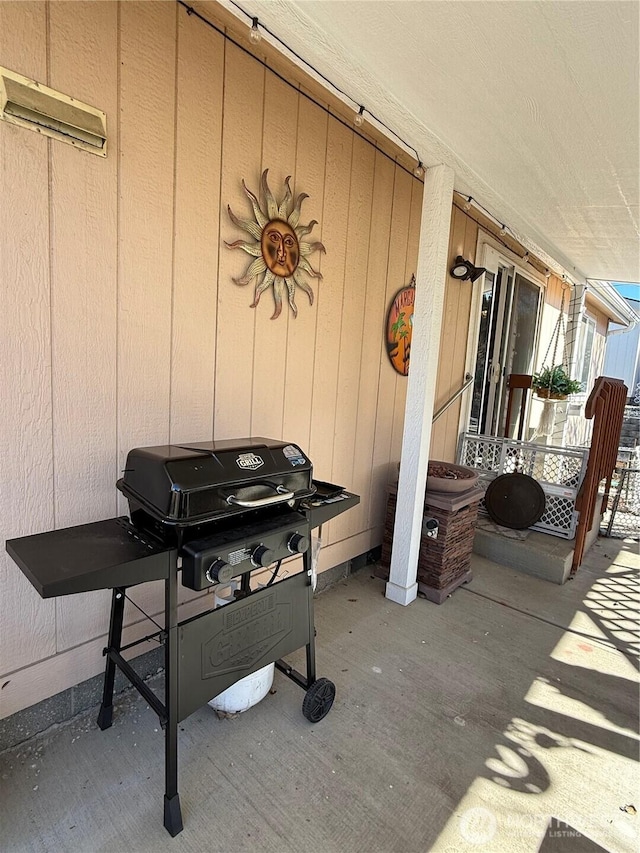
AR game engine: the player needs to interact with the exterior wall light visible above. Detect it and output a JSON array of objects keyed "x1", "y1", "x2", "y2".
[{"x1": 449, "y1": 255, "x2": 486, "y2": 283}]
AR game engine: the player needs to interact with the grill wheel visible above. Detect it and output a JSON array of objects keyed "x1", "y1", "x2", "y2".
[{"x1": 302, "y1": 677, "x2": 336, "y2": 722}]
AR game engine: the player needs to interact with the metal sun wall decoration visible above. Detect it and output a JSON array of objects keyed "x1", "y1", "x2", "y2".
[{"x1": 226, "y1": 169, "x2": 325, "y2": 319}]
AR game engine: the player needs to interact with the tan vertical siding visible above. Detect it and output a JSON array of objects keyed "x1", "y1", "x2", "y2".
[
  {"x1": 116, "y1": 0, "x2": 177, "y2": 625},
  {"x1": 214, "y1": 43, "x2": 264, "y2": 439},
  {"x1": 250, "y1": 74, "x2": 298, "y2": 439},
  {"x1": 282, "y1": 94, "x2": 328, "y2": 449},
  {"x1": 308, "y1": 119, "x2": 353, "y2": 477},
  {"x1": 430, "y1": 206, "x2": 478, "y2": 462},
  {"x1": 545, "y1": 274, "x2": 565, "y2": 310},
  {"x1": 349, "y1": 151, "x2": 395, "y2": 535},
  {"x1": 117, "y1": 0, "x2": 176, "y2": 458},
  {"x1": 170, "y1": 9, "x2": 223, "y2": 442},
  {"x1": 49, "y1": 0, "x2": 119, "y2": 650},
  {"x1": 0, "y1": 1, "x2": 424, "y2": 717},
  {"x1": 0, "y1": 1, "x2": 56, "y2": 675},
  {"x1": 368, "y1": 167, "x2": 415, "y2": 532},
  {"x1": 389, "y1": 176, "x2": 423, "y2": 467},
  {"x1": 330, "y1": 136, "x2": 375, "y2": 544}
]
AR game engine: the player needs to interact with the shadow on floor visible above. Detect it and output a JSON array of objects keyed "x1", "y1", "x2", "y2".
[{"x1": 1, "y1": 537, "x2": 638, "y2": 852}]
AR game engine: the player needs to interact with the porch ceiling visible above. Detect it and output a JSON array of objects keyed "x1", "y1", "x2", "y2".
[{"x1": 220, "y1": 0, "x2": 639, "y2": 284}]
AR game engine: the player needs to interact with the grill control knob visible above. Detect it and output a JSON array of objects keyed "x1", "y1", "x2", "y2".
[
  {"x1": 287, "y1": 532, "x2": 310, "y2": 554},
  {"x1": 205, "y1": 558, "x2": 233, "y2": 585},
  {"x1": 251, "y1": 545, "x2": 275, "y2": 568}
]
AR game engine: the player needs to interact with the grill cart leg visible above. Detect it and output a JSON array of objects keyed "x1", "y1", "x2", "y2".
[
  {"x1": 305, "y1": 574, "x2": 317, "y2": 685},
  {"x1": 97, "y1": 587, "x2": 126, "y2": 730},
  {"x1": 163, "y1": 566, "x2": 183, "y2": 836},
  {"x1": 301, "y1": 550, "x2": 335, "y2": 722}
]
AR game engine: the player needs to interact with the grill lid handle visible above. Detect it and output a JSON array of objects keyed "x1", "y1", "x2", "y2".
[{"x1": 226, "y1": 483, "x2": 294, "y2": 509}]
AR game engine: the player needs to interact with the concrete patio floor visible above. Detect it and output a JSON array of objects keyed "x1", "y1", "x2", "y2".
[{"x1": 1, "y1": 536, "x2": 638, "y2": 853}]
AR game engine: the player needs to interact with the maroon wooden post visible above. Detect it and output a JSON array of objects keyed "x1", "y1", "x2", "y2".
[
  {"x1": 504, "y1": 374, "x2": 533, "y2": 439},
  {"x1": 571, "y1": 377, "x2": 627, "y2": 576}
]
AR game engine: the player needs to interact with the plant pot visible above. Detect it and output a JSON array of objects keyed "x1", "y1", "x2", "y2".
[
  {"x1": 534, "y1": 388, "x2": 567, "y2": 400},
  {"x1": 427, "y1": 461, "x2": 479, "y2": 493}
]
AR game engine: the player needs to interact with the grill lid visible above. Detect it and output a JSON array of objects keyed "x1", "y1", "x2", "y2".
[{"x1": 117, "y1": 438, "x2": 315, "y2": 526}]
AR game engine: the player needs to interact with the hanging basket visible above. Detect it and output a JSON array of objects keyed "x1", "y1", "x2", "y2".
[
  {"x1": 532, "y1": 288, "x2": 580, "y2": 403},
  {"x1": 532, "y1": 364, "x2": 582, "y2": 400},
  {"x1": 534, "y1": 388, "x2": 568, "y2": 401}
]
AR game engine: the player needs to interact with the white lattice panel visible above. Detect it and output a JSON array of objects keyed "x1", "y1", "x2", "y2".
[{"x1": 459, "y1": 435, "x2": 588, "y2": 538}]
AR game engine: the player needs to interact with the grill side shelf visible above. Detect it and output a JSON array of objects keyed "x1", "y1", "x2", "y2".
[
  {"x1": 6, "y1": 517, "x2": 173, "y2": 598},
  {"x1": 302, "y1": 489, "x2": 360, "y2": 529}
]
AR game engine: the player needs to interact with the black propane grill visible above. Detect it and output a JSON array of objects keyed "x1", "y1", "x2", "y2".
[
  {"x1": 118, "y1": 439, "x2": 318, "y2": 589},
  {"x1": 6, "y1": 438, "x2": 359, "y2": 837}
]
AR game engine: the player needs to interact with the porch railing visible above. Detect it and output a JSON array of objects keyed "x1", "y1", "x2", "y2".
[
  {"x1": 433, "y1": 373, "x2": 474, "y2": 423},
  {"x1": 571, "y1": 377, "x2": 628, "y2": 576}
]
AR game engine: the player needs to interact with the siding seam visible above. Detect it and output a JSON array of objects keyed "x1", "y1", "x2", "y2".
[
  {"x1": 46, "y1": 0, "x2": 57, "y2": 652},
  {"x1": 281, "y1": 86, "x2": 302, "y2": 441},
  {"x1": 307, "y1": 104, "x2": 330, "y2": 454},
  {"x1": 169, "y1": 0, "x2": 180, "y2": 443},
  {"x1": 367, "y1": 161, "x2": 398, "y2": 529},
  {"x1": 212, "y1": 27, "x2": 228, "y2": 440},
  {"x1": 115, "y1": 0, "x2": 121, "y2": 507}
]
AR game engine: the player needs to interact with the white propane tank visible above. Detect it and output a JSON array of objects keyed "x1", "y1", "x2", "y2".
[{"x1": 207, "y1": 581, "x2": 275, "y2": 714}]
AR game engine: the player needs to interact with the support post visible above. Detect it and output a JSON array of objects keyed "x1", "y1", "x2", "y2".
[{"x1": 386, "y1": 164, "x2": 455, "y2": 606}]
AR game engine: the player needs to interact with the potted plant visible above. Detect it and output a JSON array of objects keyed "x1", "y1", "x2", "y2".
[{"x1": 532, "y1": 364, "x2": 582, "y2": 400}]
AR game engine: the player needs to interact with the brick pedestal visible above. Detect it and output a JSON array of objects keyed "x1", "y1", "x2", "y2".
[{"x1": 377, "y1": 484, "x2": 484, "y2": 604}]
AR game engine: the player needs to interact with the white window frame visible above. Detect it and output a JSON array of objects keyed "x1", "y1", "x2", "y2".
[
  {"x1": 567, "y1": 314, "x2": 597, "y2": 415},
  {"x1": 577, "y1": 314, "x2": 597, "y2": 392}
]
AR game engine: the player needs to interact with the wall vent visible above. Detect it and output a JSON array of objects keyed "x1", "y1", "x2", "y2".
[{"x1": 0, "y1": 66, "x2": 107, "y2": 156}]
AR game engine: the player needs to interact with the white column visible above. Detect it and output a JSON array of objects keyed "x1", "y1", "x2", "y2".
[{"x1": 385, "y1": 164, "x2": 454, "y2": 606}]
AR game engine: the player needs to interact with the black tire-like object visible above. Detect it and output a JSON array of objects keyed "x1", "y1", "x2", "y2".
[
  {"x1": 302, "y1": 677, "x2": 336, "y2": 722},
  {"x1": 484, "y1": 472, "x2": 546, "y2": 529}
]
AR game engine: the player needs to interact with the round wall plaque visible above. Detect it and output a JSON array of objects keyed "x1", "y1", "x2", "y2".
[{"x1": 386, "y1": 277, "x2": 415, "y2": 376}]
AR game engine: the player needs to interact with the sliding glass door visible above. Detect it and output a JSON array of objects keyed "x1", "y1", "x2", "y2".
[{"x1": 469, "y1": 265, "x2": 541, "y2": 437}]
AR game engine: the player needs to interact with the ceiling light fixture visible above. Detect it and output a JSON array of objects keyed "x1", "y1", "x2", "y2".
[
  {"x1": 414, "y1": 160, "x2": 424, "y2": 178},
  {"x1": 354, "y1": 105, "x2": 365, "y2": 127}
]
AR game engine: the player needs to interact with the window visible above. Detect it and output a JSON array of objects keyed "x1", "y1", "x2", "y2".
[{"x1": 577, "y1": 316, "x2": 596, "y2": 392}]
